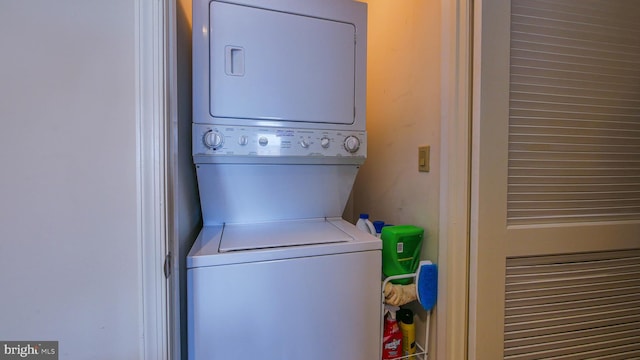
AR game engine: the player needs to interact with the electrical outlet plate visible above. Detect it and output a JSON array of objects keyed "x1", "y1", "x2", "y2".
[{"x1": 418, "y1": 146, "x2": 430, "y2": 172}]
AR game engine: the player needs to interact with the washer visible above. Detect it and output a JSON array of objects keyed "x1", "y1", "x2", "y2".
[{"x1": 187, "y1": 218, "x2": 381, "y2": 360}]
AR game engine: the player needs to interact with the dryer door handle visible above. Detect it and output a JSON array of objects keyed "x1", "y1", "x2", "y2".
[{"x1": 225, "y1": 46, "x2": 245, "y2": 76}]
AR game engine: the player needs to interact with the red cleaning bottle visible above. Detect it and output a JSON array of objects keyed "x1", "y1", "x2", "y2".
[{"x1": 382, "y1": 308, "x2": 403, "y2": 359}]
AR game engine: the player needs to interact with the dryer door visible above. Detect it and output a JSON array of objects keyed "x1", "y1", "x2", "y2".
[{"x1": 209, "y1": 1, "x2": 356, "y2": 125}]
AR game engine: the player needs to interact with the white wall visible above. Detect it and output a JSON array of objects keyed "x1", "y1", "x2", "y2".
[
  {"x1": 353, "y1": 0, "x2": 441, "y2": 262},
  {"x1": 0, "y1": 1, "x2": 141, "y2": 358}
]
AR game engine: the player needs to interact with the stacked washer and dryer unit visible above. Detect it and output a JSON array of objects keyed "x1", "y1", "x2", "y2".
[{"x1": 187, "y1": 0, "x2": 381, "y2": 359}]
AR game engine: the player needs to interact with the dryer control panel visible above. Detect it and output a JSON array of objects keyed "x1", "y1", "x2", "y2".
[{"x1": 193, "y1": 124, "x2": 366, "y2": 163}]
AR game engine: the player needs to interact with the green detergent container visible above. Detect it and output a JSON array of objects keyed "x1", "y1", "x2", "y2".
[{"x1": 381, "y1": 225, "x2": 424, "y2": 284}]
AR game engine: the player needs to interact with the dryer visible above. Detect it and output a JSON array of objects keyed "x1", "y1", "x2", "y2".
[{"x1": 187, "y1": 1, "x2": 380, "y2": 359}]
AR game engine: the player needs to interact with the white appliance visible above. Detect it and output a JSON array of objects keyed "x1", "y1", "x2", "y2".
[{"x1": 187, "y1": 1, "x2": 380, "y2": 359}]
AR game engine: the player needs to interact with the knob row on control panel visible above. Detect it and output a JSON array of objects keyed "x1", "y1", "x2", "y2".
[
  {"x1": 202, "y1": 130, "x2": 361, "y2": 154},
  {"x1": 194, "y1": 125, "x2": 366, "y2": 158},
  {"x1": 204, "y1": 130, "x2": 360, "y2": 153},
  {"x1": 200, "y1": 129, "x2": 363, "y2": 154}
]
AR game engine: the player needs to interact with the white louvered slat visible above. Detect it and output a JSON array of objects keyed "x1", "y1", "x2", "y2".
[
  {"x1": 504, "y1": 250, "x2": 640, "y2": 359},
  {"x1": 507, "y1": 0, "x2": 640, "y2": 225}
]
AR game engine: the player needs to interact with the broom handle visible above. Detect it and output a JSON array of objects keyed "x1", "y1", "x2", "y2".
[{"x1": 424, "y1": 311, "x2": 430, "y2": 359}]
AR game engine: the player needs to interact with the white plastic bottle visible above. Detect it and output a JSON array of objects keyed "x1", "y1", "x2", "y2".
[{"x1": 356, "y1": 213, "x2": 376, "y2": 235}]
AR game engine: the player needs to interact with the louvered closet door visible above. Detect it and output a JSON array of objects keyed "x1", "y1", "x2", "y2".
[{"x1": 470, "y1": 0, "x2": 640, "y2": 359}]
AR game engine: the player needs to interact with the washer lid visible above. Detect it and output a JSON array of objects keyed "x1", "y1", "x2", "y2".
[
  {"x1": 219, "y1": 219, "x2": 351, "y2": 252},
  {"x1": 187, "y1": 218, "x2": 381, "y2": 268}
]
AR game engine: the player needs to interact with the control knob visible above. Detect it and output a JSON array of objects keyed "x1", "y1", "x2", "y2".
[
  {"x1": 343, "y1": 135, "x2": 361, "y2": 153},
  {"x1": 300, "y1": 138, "x2": 311, "y2": 148},
  {"x1": 320, "y1": 137, "x2": 330, "y2": 149},
  {"x1": 204, "y1": 130, "x2": 224, "y2": 149}
]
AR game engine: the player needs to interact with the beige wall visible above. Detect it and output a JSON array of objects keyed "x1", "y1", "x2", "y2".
[
  {"x1": 351, "y1": 0, "x2": 441, "y2": 263},
  {"x1": 350, "y1": 0, "x2": 442, "y2": 355}
]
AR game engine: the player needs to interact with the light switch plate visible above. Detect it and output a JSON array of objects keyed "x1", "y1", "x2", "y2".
[{"x1": 418, "y1": 145, "x2": 430, "y2": 172}]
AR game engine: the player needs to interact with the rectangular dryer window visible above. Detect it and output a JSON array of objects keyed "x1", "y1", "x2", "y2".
[{"x1": 209, "y1": 1, "x2": 357, "y2": 124}]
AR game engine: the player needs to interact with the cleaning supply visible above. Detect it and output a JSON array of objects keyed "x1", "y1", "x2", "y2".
[
  {"x1": 356, "y1": 213, "x2": 376, "y2": 235},
  {"x1": 383, "y1": 261, "x2": 438, "y2": 307},
  {"x1": 373, "y1": 220, "x2": 385, "y2": 238},
  {"x1": 416, "y1": 261, "x2": 438, "y2": 360},
  {"x1": 397, "y1": 308, "x2": 416, "y2": 359},
  {"x1": 383, "y1": 282, "x2": 417, "y2": 307},
  {"x1": 381, "y1": 225, "x2": 424, "y2": 284},
  {"x1": 416, "y1": 260, "x2": 438, "y2": 311},
  {"x1": 382, "y1": 307, "x2": 403, "y2": 360},
  {"x1": 381, "y1": 262, "x2": 439, "y2": 360}
]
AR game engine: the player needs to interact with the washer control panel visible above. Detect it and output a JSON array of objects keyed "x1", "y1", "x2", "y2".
[{"x1": 193, "y1": 124, "x2": 366, "y2": 158}]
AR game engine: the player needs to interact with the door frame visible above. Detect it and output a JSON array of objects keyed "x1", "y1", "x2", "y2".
[
  {"x1": 136, "y1": 0, "x2": 172, "y2": 359},
  {"x1": 437, "y1": 0, "x2": 472, "y2": 359},
  {"x1": 136, "y1": 0, "x2": 479, "y2": 358}
]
